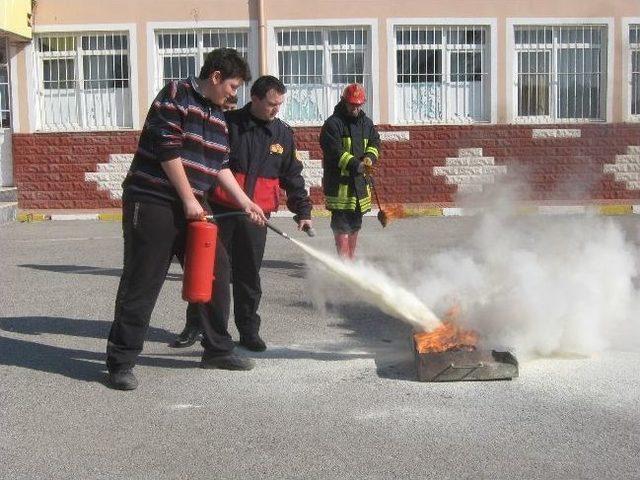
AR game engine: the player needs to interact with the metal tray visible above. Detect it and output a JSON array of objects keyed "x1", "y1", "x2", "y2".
[{"x1": 414, "y1": 346, "x2": 519, "y2": 382}]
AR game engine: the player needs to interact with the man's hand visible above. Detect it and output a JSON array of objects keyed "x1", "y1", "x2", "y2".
[
  {"x1": 183, "y1": 197, "x2": 205, "y2": 220},
  {"x1": 297, "y1": 219, "x2": 313, "y2": 232},
  {"x1": 243, "y1": 201, "x2": 267, "y2": 226},
  {"x1": 357, "y1": 156, "x2": 374, "y2": 175}
]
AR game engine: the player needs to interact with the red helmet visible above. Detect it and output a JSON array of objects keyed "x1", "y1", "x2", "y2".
[{"x1": 342, "y1": 83, "x2": 366, "y2": 105}]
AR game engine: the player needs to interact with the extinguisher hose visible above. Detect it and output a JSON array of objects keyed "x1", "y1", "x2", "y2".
[
  {"x1": 264, "y1": 221, "x2": 291, "y2": 240},
  {"x1": 203, "y1": 211, "x2": 293, "y2": 241}
]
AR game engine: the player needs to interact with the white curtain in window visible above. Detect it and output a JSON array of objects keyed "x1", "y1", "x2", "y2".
[
  {"x1": 35, "y1": 33, "x2": 132, "y2": 131},
  {"x1": 276, "y1": 27, "x2": 372, "y2": 125}
]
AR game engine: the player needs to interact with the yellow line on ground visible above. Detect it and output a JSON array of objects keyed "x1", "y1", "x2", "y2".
[
  {"x1": 597, "y1": 205, "x2": 633, "y2": 216},
  {"x1": 17, "y1": 213, "x2": 48, "y2": 222}
]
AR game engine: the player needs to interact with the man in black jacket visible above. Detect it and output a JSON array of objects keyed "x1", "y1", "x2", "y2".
[
  {"x1": 172, "y1": 75, "x2": 313, "y2": 359},
  {"x1": 320, "y1": 83, "x2": 380, "y2": 259}
]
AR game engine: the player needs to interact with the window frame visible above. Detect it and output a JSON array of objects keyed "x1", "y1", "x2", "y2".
[
  {"x1": 267, "y1": 18, "x2": 379, "y2": 126},
  {"x1": 623, "y1": 18, "x2": 640, "y2": 122},
  {"x1": 28, "y1": 23, "x2": 138, "y2": 132},
  {"x1": 146, "y1": 21, "x2": 258, "y2": 109},
  {"x1": 387, "y1": 18, "x2": 497, "y2": 126},
  {"x1": 0, "y1": 36, "x2": 11, "y2": 129},
  {"x1": 507, "y1": 17, "x2": 614, "y2": 124}
]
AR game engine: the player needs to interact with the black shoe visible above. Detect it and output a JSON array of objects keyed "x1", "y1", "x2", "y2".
[
  {"x1": 239, "y1": 334, "x2": 267, "y2": 352},
  {"x1": 108, "y1": 369, "x2": 138, "y2": 391},
  {"x1": 171, "y1": 326, "x2": 201, "y2": 348},
  {"x1": 200, "y1": 353, "x2": 255, "y2": 371}
]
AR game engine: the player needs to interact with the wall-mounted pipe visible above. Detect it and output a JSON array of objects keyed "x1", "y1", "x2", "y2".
[{"x1": 258, "y1": 0, "x2": 267, "y2": 75}]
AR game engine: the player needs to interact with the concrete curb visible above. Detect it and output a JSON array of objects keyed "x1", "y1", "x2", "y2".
[{"x1": 15, "y1": 204, "x2": 640, "y2": 222}]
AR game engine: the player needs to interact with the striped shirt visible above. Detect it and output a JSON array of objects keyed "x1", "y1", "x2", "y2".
[{"x1": 123, "y1": 77, "x2": 230, "y2": 204}]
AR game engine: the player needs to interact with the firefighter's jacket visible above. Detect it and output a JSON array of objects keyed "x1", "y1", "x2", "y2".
[
  {"x1": 210, "y1": 103, "x2": 312, "y2": 219},
  {"x1": 320, "y1": 101, "x2": 380, "y2": 212}
]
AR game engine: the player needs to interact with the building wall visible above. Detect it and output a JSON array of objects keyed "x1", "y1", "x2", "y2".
[
  {"x1": 0, "y1": 0, "x2": 32, "y2": 40},
  {"x1": 13, "y1": 124, "x2": 640, "y2": 208},
  {"x1": 14, "y1": 0, "x2": 640, "y2": 128},
  {"x1": 9, "y1": 0, "x2": 640, "y2": 209}
]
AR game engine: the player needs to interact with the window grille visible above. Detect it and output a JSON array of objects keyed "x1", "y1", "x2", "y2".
[
  {"x1": 393, "y1": 25, "x2": 490, "y2": 124},
  {"x1": 631, "y1": 24, "x2": 640, "y2": 118},
  {"x1": 514, "y1": 25, "x2": 606, "y2": 122},
  {"x1": 275, "y1": 26, "x2": 372, "y2": 125},
  {"x1": 34, "y1": 32, "x2": 132, "y2": 131},
  {"x1": 154, "y1": 29, "x2": 251, "y2": 106},
  {"x1": 0, "y1": 37, "x2": 11, "y2": 129}
]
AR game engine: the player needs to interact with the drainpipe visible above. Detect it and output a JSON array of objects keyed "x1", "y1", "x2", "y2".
[{"x1": 258, "y1": 0, "x2": 267, "y2": 75}]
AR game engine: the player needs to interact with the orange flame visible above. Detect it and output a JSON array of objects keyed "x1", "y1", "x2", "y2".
[
  {"x1": 381, "y1": 204, "x2": 406, "y2": 220},
  {"x1": 413, "y1": 304, "x2": 478, "y2": 354}
]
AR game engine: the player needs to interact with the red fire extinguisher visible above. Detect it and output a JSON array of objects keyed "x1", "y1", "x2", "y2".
[{"x1": 182, "y1": 220, "x2": 218, "y2": 303}]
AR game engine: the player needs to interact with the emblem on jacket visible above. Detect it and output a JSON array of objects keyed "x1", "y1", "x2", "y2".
[{"x1": 270, "y1": 143, "x2": 284, "y2": 155}]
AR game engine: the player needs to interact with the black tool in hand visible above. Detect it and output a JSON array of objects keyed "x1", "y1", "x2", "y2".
[{"x1": 293, "y1": 214, "x2": 316, "y2": 237}]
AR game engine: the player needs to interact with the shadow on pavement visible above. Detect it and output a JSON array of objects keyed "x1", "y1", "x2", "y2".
[
  {"x1": 260, "y1": 259, "x2": 305, "y2": 278},
  {"x1": 155, "y1": 345, "x2": 372, "y2": 362},
  {"x1": 289, "y1": 300, "x2": 417, "y2": 381},
  {"x1": 18, "y1": 264, "x2": 182, "y2": 281},
  {"x1": 330, "y1": 302, "x2": 417, "y2": 381},
  {"x1": 0, "y1": 335, "x2": 198, "y2": 383},
  {"x1": 261, "y1": 259, "x2": 305, "y2": 270},
  {"x1": 0, "y1": 316, "x2": 175, "y2": 343}
]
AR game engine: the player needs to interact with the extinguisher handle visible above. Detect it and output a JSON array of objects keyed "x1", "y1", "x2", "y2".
[{"x1": 203, "y1": 211, "x2": 248, "y2": 223}]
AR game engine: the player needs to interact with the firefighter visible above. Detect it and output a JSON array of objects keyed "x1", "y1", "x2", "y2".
[
  {"x1": 172, "y1": 75, "x2": 313, "y2": 358},
  {"x1": 320, "y1": 83, "x2": 380, "y2": 259}
]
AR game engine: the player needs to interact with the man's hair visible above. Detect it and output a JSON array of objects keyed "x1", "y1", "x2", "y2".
[
  {"x1": 199, "y1": 48, "x2": 251, "y2": 82},
  {"x1": 250, "y1": 75, "x2": 286, "y2": 99}
]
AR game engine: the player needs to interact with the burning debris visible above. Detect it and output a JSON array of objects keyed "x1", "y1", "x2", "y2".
[
  {"x1": 412, "y1": 306, "x2": 519, "y2": 382},
  {"x1": 413, "y1": 322, "x2": 478, "y2": 354}
]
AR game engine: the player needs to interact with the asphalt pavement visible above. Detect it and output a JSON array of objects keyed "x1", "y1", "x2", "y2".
[{"x1": 0, "y1": 215, "x2": 639, "y2": 479}]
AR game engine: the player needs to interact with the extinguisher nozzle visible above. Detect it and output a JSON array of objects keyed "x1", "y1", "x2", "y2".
[{"x1": 265, "y1": 221, "x2": 291, "y2": 240}]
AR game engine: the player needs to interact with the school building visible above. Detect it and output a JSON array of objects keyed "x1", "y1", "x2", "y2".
[{"x1": 1, "y1": 0, "x2": 639, "y2": 213}]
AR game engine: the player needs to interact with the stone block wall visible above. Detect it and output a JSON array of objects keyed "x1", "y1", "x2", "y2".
[{"x1": 12, "y1": 124, "x2": 640, "y2": 209}]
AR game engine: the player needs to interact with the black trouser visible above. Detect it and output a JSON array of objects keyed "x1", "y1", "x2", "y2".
[
  {"x1": 106, "y1": 199, "x2": 227, "y2": 372},
  {"x1": 186, "y1": 214, "x2": 267, "y2": 354}
]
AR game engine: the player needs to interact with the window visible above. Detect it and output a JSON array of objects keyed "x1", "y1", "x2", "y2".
[
  {"x1": 275, "y1": 26, "x2": 372, "y2": 125},
  {"x1": 35, "y1": 32, "x2": 132, "y2": 131},
  {"x1": 154, "y1": 29, "x2": 251, "y2": 105},
  {"x1": 393, "y1": 25, "x2": 490, "y2": 124},
  {"x1": 631, "y1": 24, "x2": 640, "y2": 118},
  {"x1": 514, "y1": 25, "x2": 607, "y2": 122},
  {"x1": 0, "y1": 38, "x2": 10, "y2": 128}
]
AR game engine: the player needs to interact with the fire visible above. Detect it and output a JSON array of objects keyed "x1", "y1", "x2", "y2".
[
  {"x1": 381, "y1": 204, "x2": 406, "y2": 220},
  {"x1": 413, "y1": 304, "x2": 478, "y2": 354}
]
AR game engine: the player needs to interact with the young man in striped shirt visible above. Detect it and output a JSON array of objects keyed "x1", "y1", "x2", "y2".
[{"x1": 106, "y1": 48, "x2": 266, "y2": 391}]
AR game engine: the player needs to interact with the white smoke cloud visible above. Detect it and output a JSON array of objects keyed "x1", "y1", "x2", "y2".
[
  {"x1": 411, "y1": 212, "x2": 640, "y2": 359},
  {"x1": 305, "y1": 203, "x2": 640, "y2": 360}
]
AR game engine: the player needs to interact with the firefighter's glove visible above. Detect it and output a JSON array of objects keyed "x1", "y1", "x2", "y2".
[{"x1": 357, "y1": 156, "x2": 374, "y2": 175}]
